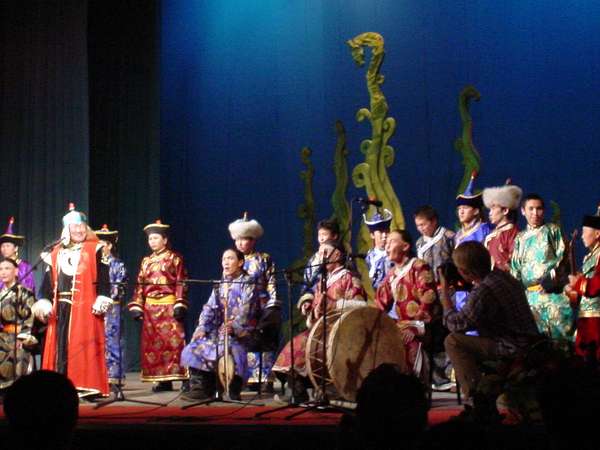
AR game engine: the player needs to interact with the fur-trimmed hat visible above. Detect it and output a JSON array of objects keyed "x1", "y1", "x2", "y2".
[
  {"x1": 456, "y1": 171, "x2": 483, "y2": 209},
  {"x1": 583, "y1": 205, "x2": 600, "y2": 230},
  {"x1": 62, "y1": 203, "x2": 87, "y2": 227},
  {"x1": 143, "y1": 219, "x2": 170, "y2": 237},
  {"x1": 95, "y1": 224, "x2": 119, "y2": 244},
  {"x1": 229, "y1": 212, "x2": 264, "y2": 240},
  {"x1": 363, "y1": 208, "x2": 393, "y2": 232},
  {"x1": 483, "y1": 183, "x2": 523, "y2": 210},
  {"x1": 0, "y1": 217, "x2": 25, "y2": 246}
]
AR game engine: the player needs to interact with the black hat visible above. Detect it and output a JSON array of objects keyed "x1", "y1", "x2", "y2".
[
  {"x1": 143, "y1": 219, "x2": 170, "y2": 237},
  {"x1": 95, "y1": 224, "x2": 119, "y2": 244},
  {"x1": 0, "y1": 217, "x2": 25, "y2": 246},
  {"x1": 583, "y1": 205, "x2": 600, "y2": 230},
  {"x1": 456, "y1": 171, "x2": 483, "y2": 209}
]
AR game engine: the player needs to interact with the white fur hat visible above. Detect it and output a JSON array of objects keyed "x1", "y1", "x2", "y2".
[
  {"x1": 483, "y1": 185, "x2": 523, "y2": 210},
  {"x1": 228, "y1": 213, "x2": 264, "y2": 240}
]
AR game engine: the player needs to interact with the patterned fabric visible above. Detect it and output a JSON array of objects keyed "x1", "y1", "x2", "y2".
[
  {"x1": 104, "y1": 255, "x2": 127, "y2": 383},
  {"x1": 376, "y1": 258, "x2": 437, "y2": 372},
  {"x1": 443, "y1": 269, "x2": 540, "y2": 356},
  {"x1": 0, "y1": 260, "x2": 35, "y2": 293},
  {"x1": 416, "y1": 227, "x2": 455, "y2": 282},
  {"x1": 243, "y1": 251, "x2": 278, "y2": 382},
  {"x1": 129, "y1": 248, "x2": 189, "y2": 382},
  {"x1": 510, "y1": 223, "x2": 574, "y2": 341},
  {"x1": 0, "y1": 284, "x2": 36, "y2": 388},
  {"x1": 454, "y1": 221, "x2": 491, "y2": 311},
  {"x1": 573, "y1": 244, "x2": 600, "y2": 359},
  {"x1": 273, "y1": 267, "x2": 366, "y2": 375},
  {"x1": 181, "y1": 274, "x2": 259, "y2": 380},
  {"x1": 365, "y1": 247, "x2": 391, "y2": 289},
  {"x1": 484, "y1": 223, "x2": 519, "y2": 272},
  {"x1": 576, "y1": 244, "x2": 600, "y2": 318}
]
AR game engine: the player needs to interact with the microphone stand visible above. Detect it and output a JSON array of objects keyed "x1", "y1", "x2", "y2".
[{"x1": 182, "y1": 279, "x2": 263, "y2": 409}]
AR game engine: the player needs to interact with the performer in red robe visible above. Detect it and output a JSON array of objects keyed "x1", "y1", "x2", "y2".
[
  {"x1": 376, "y1": 230, "x2": 437, "y2": 377},
  {"x1": 482, "y1": 182, "x2": 522, "y2": 271},
  {"x1": 33, "y1": 203, "x2": 111, "y2": 397},
  {"x1": 128, "y1": 220, "x2": 189, "y2": 392},
  {"x1": 272, "y1": 240, "x2": 366, "y2": 402}
]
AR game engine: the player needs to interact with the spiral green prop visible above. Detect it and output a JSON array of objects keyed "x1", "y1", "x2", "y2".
[
  {"x1": 330, "y1": 120, "x2": 351, "y2": 250},
  {"x1": 454, "y1": 85, "x2": 482, "y2": 195}
]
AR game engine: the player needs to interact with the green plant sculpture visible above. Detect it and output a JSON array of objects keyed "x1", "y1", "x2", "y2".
[
  {"x1": 454, "y1": 85, "x2": 482, "y2": 195},
  {"x1": 330, "y1": 120, "x2": 351, "y2": 250}
]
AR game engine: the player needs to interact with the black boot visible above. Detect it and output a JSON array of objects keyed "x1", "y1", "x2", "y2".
[
  {"x1": 152, "y1": 381, "x2": 173, "y2": 392},
  {"x1": 182, "y1": 370, "x2": 216, "y2": 401},
  {"x1": 228, "y1": 375, "x2": 243, "y2": 401},
  {"x1": 290, "y1": 374, "x2": 309, "y2": 404}
]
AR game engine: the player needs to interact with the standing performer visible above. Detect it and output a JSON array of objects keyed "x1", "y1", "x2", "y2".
[
  {"x1": 364, "y1": 208, "x2": 393, "y2": 290},
  {"x1": 272, "y1": 240, "x2": 366, "y2": 402},
  {"x1": 95, "y1": 225, "x2": 127, "y2": 391},
  {"x1": 229, "y1": 213, "x2": 280, "y2": 390},
  {"x1": 376, "y1": 230, "x2": 437, "y2": 378},
  {"x1": 454, "y1": 173, "x2": 491, "y2": 311},
  {"x1": 0, "y1": 217, "x2": 35, "y2": 292},
  {"x1": 565, "y1": 207, "x2": 600, "y2": 360},
  {"x1": 128, "y1": 220, "x2": 189, "y2": 392},
  {"x1": 482, "y1": 182, "x2": 522, "y2": 271},
  {"x1": 0, "y1": 257, "x2": 37, "y2": 389},
  {"x1": 510, "y1": 194, "x2": 574, "y2": 342},
  {"x1": 181, "y1": 248, "x2": 260, "y2": 401},
  {"x1": 32, "y1": 203, "x2": 111, "y2": 397}
]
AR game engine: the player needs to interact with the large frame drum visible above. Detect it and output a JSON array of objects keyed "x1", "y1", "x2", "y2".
[{"x1": 305, "y1": 306, "x2": 406, "y2": 402}]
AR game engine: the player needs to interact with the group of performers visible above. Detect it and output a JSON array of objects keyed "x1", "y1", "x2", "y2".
[{"x1": 2, "y1": 172, "x2": 600, "y2": 401}]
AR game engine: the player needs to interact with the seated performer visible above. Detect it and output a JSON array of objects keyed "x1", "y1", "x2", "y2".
[
  {"x1": 272, "y1": 240, "x2": 367, "y2": 402},
  {"x1": 375, "y1": 230, "x2": 437, "y2": 378},
  {"x1": 565, "y1": 206, "x2": 600, "y2": 361},
  {"x1": 33, "y1": 203, "x2": 111, "y2": 397},
  {"x1": 0, "y1": 217, "x2": 35, "y2": 292},
  {"x1": 181, "y1": 248, "x2": 259, "y2": 401},
  {"x1": 128, "y1": 220, "x2": 189, "y2": 392},
  {"x1": 510, "y1": 194, "x2": 573, "y2": 342},
  {"x1": 301, "y1": 218, "x2": 340, "y2": 300},
  {"x1": 229, "y1": 213, "x2": 280, "y2": 390},
  {"x1": 0, "y1": 257, "x2": 37, "y2": 390},
  {"x1": 482, "y1": 181, "x2": 522, "y2": 271},
  {"x1": 95, "y1": 224, "x2": 127, "y2": 392},
  {"x1": 440, "y1": 242, "x2": 540, "y2": 401},
  {"x1": 364, "y1": 207, "x2": 393, "y2": 290}
]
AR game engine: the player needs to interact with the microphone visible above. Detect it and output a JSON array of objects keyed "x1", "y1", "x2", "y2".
[
  {"x1": 42, "y1": 237, "x2": 67, "y2": 252},
  {"x1": 353, "y1": 197, "x2": 382, "y2": 207}
]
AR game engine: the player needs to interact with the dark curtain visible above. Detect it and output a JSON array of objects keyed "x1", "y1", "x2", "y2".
[
  {"x1": 0, "y1": 0, "x2": 90, "y2": 272},
  {"x1": 88, "y1": 1, "x2": 161, "y2": 371}
]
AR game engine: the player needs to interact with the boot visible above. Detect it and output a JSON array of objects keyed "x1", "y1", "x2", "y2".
[
  {"x1": 151, "y1": 381, "x2": 173, "y2": 392},
  {"x1": 290, "y1": 373, "x2": 309, "y2": 404},
  {"x1": 182, "y1": 370, "x2": 216, "y2": 401},
  {"x1": 228, "y1": 375, "x2": 243, "y2": 401}
]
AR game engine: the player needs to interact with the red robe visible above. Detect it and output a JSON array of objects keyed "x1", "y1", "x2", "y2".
[
  {"x1": 484, "y1": 223, "x2": 519, "y2": 272},
  {"x1": 42, "y1": 240, "x2": 109, "y2": 396}
]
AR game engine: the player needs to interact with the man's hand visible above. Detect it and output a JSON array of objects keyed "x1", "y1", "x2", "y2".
[
  {"x1": 32, "y1": 299, "x2": 53, "y2": 323},
  {"x1": 400, "y1": 328, "x2": 415, "y2": 344},
  {"x1": 300, "y1": 302, "x2": 312, "y2": 316},
  {"x1": 437, "y1": 268, "x2": 453, "y2": 310}
]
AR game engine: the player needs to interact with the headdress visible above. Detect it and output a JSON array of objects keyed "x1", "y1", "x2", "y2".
[
  {"x1": 456, "y1": 171, "x2": 483, "y2": 209},
  {"x1": 363, "y1": 208, "x2": 393, "y2": 232},
  {"x1": 143, "y1": 219, "x2": 170, "y2": 237},
  {"x1": 0, "y1": 217, "x2": 25, "y2": 246},
  {"x1": 582, "y1": 204, "x2": 600, "y2": 230},
  {"x1": 62, "y1": 203, "x2": 87, "y2": 227},
  {"x1": 228, "y1": 212, "x2": 264, "y2": 240},
  {"x1": 95, "y1": 224, "x2": 119, "y2": 244},
  {"x1": 482, "y1": 179, "x2": 523, "y2": 210}
]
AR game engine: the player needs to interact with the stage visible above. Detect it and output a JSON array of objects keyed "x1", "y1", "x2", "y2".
[{"x1": 0, "y1": 373, "x2": 465, "y2": 450}]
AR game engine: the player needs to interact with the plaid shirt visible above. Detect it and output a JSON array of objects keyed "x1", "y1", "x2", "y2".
[{"x1": 443, "y1": 269, "x2": 540, "y2": 355}]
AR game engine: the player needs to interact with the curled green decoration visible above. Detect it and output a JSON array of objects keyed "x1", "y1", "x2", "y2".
[
  {"x1": 550, "y1": 200, "x2": 562, "y2": 227},
  {"x1": 347, "y1": 31, "x2": 405, "y2": 236},
  {"x1": 288, "y1": 147, "x2": 316, "y2": 284},
  {"x1": 330, "y1": 121, "x2": 351, "y2": 250},
  {"x1": 454, "y1": 85, "x2": 482, "y2": 195}
]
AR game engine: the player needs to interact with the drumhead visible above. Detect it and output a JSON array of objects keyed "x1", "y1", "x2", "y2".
[{"x1": 327, "y1": 307, "x2": 407, "y2": 401}]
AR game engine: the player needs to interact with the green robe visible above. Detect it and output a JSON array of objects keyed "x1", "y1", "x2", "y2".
[
  {"x1": 578, "y1": 244, "x2": 600, "y2": 318},
  {"x1": 510, "y1": 223, "x2": 574, "y2": 341}
]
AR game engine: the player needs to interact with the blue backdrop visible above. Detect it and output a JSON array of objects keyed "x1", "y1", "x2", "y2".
[{"x1": 161, "y1": 0, "x2": 600, "y2": 320}]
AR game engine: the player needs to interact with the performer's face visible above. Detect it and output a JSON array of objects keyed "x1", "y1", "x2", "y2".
[
  {"x1": 0, "y1": 261, "x2": 18, "y2": 285},
  {"x1": 488, "y1": 204, "x2": 508, "y2": 225},
  {"x1": 521, "y1": 199, "x2": 544, "y2": 228},
  {"x1": 222, "y1": 249, "x2": 244, "y2": 277},
  {"x1": 457, "y1": 205, "x2": 479, "y2": 225},
  {"x1": 581, "y1": 226, "x2": 600, "y2": 249},
  {"x1": 414, "y1": 216, "x2": 437, "y2": 238},
  {"x1": 0, "y1": 242, "x2": 17, "y2": 258},
  {"x1": 235, "y1": 237, "x2": 255, "y2": 255},
  {"x1": 385, "y1": 231, "x2": 410, "y2": 263},
  {"x1": 370, "y1": 229, "x2": 389, "y2": 250},
  {"x1": 317, "y1": 228, "x2": 337, "y2": 245},
  {"x1": 148, "y1": 233, "x2": 168, "y2": 252},
  {"x1": 69, "y1": 223, "x2": 87, "y2": 243},
  {"x1": 100, "y1": 240, "x2": 113, "y2": 257}
]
